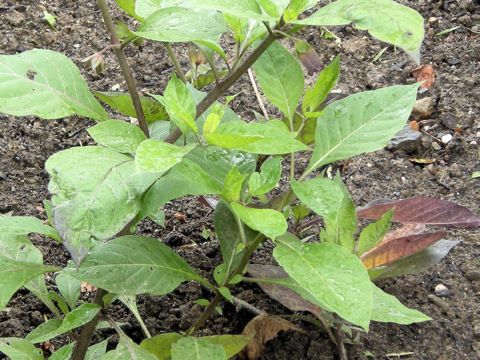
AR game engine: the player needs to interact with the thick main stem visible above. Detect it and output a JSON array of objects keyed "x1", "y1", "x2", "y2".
[{"x1": 96, "y1": 0, "x2": 149, "y2": 138}]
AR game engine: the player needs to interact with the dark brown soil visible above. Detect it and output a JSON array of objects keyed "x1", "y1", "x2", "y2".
[{"x1": 1, "y1": 1, "x2": 480, "y2": 359}]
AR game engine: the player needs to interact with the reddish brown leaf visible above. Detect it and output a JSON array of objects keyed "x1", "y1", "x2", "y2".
[
  {"x1": 411, "y1": 64, "x2": 435, "y2": 90},
  {"x1": 409, "y1": 121, "x2": 419, "y2": 131},
  {"x1": 383, "y1": 223, "x2": 426, "y2": 242},
  {"x1": 38, "y1": 340, "x2": 54, "y2": 356},
  {"x1": 360, "y1": 231, "x2": 447, "y2": 269},
  {"x1": 197, "y1": 195, "x2": 219, "y2": 210},
  {"x1": 81, "y1": 282, "x2": 97, "y2": 294},
  {"x1": 239, "y1": 314, "x2": 305, "y2": 360},
  {"x1": 357, "y1": 197, "x2": 480, "y2": 228},
  {"x1": 173, "y1": 212, "x2": 186, "y2": 222}
]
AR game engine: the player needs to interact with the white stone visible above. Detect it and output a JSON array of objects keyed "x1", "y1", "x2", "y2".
[{"x1": 441, "y1": 134, "x2": 453, "y2": 144}]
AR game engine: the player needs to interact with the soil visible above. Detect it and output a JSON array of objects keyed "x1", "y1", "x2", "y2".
[{"x1": 1, "y1": 0, "x2": 480, "y2": 359}]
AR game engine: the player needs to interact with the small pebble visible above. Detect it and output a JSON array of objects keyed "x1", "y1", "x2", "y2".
[
  {"x1": 441, "y1": 134, "x2": 453, "y2": 144},
  {"x1": 466, "y1": 270, "x2": 480, "y2": 282},
  {"x1": 428, "y1": 294, "x2": 450, "y2": 313},
  {"x1": 435, "y1": 284, "x2": 450, "y2": 297},
  {"x1": 470, "y1": 141, "x2": 477, "y2": 145},
  {"x1": 432, "y1": 142, "x2": 442, "y2": 151}
]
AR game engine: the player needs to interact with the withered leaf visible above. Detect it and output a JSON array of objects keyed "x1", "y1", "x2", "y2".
[
  {"x1": 409, "y1": 158, "x2": 435, "y2": 164},
  {"x1": 411, "y1": 64, "x2": 435, "y2": 90},
  {"x1": 239, "y1": 314, "x2": 305, "y2": 360}
]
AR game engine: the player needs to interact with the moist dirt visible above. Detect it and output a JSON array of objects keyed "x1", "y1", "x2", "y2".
[{"x1": 1, "y1": 0, "x2": 480, "y2": 359}]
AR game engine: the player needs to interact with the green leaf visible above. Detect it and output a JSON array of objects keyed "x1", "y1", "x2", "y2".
[
  {"x1": 55, "y1": 270, "x2": 81, "y2": 310},
  {"x1": 46, "y1": 146, "x2": 161, "y2": 264},
  {"x1": 115, "y1": 0, "x2": 143, "y2": 21},
  {"x1": 85, "y1": 340, "x2": 109, "y2": 360},
  {"x1": 64, "y1": 235, "x2": 208, "y2": 295},
  {"x1": 140, "y1": 333, "x2": 182, "y2": 360},
  {"x1": 302, "y1": 55, "x2": 340, "y2": 114},
  {"x1": 0, "y1": 338, "x2": 43, "y2": 360},
  {"x1": 102, "y1": 334, "x2": 157, "y2": 360},
  {"x1": 50, "y1": 343, "x2": 75, "y2": 360},
  {"x1": 371, "y1": 284, "x2": 431, "y2": 324},
  {"x1": 135, "y1": 0, "x2": 273, "y2": 21},
  {"x1": 307, "y1": 84, "x2": 420, "y2": 173},
  {"x1": 26, "y1": 303, "x2": 101, "y2": 343},
  {"x1": 274, "y1": 234, "x2": 372, "y2": 330},
  {"x1": 171, "y1": 337, "x2": 226, "y2": 360},
  {"x1": 221, "y1": 167, "x2": 248, "y2": 202},
  {"x1": 150, "y1": 74, "x2": 197, "y2": 136},
  {"x1": 295, "y1": 0, "x2": 424, "y2": 62},
  {"x1": 0, "y1": 215, "x2": 59, "y2": 240},
  {"x1": 0, "y1": 49, "x2": 109, "y2": 121},
  {"x1": 203, "y1": 335, "x2": 251, "y2": 358},
  {"x1": 231, "y1": 203, "x2": 286, "y2": 240},
  {"x1": 218, "y1": 287, "x2": 233, "y2": 303},
  {"x1": 93, "y1": 91, "x2": 168, "y2": 122},
  {"x1": 253, "y1": 41, "x2": 304, "y2": 121},
  {"x1": 357, "y1": 209, "x2": 393, "y2": 255},
  {"x1": 249, "y1": 156, "x2": 282, "y2": 196},
  {"x1": 135, "y1": 139, "x2": 195, "y2": 173},
  {"x1": 205, "y1": 121, "x2": 308, "y2": 154},
  {"x1": 88, "y1": 120, "x2": 147, "y2": 154},
  {"x1": 134, "y1": 7, "x2": 226, "y2": 42},
  {"x1": 292, "y1": 204, "x2": 310, "y2": 221}
]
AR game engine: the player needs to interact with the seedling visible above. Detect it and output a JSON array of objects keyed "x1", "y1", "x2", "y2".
[{"x1": 0, "y1": 1, "x2": 479, "y2": 359}]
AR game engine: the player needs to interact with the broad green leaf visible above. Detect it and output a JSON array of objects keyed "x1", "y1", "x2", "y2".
[
  {"x1": 50, "y1": 343, "x2": 75, "y2": 360},
  {"x1": 371, "y1": 284, "x2": 431, "y2": 324},
  {"x1": 203, "y1": 335, "x2": 251, "y2": 358},
  {"x1": 46, "y1": 146, "x2": 161, "y2": 264},
  {"x1": 0, "y1": 49, "x2": 109, "y2": 121},
  {"x1": 135, "y1": 139, "x2": 195, "y2": 173},
  {"x1": 88, "y1": 120, "x2": 147, "y2": 153},
  {"x1": 171, "y1": 337, "x2": 226, "y2": 360},
  {"x1": 149, "y1": 120, "x2": 170, "y2": 141},
  {"x1": 307, "y1": 84, "x2": 420, "y2": 173},
  {"x1": 102, "y1": 334, "x2": 157, "y2": 360},
  {"x1": 150, "y1": 74, "x2": 197, "y2": 136},
  {"x1": 26, "y1": 303, "x2": 101, "y2": 343},
  {"x1": 205, "y1": 121, "x2": 308, "y2": 154},
  {"x1": 274, "y1": 234, "x2": 372, "y2": 330},
  {"x1": 357, "y1": 209, "x2": 393, "y2": 255},
  {"x1": 141, "y1": 333, "x2": 182, "y2": 360},
  {"x1": 64, "y1": 235, "x2": 208, "y2": 295},
  {"x1": 221, "y1": 167, "x2": 248, "y2": 202},
  {"x1": 85, "y1": 340, "x2": 109, "y2": 360},
  {"x1": 295, "y1": 0, "x2": 424, "y2": 62},
  {"x1": 55, "y1": 270, "x2": 81, "y2": 310},
  {"x1": 302, "y1": 55, "x2": 340, "y2": 114},
  {"x1": 136, "y1": 158, "x2": 222, "y2": 222},
  {"x1": 0, "y1": 338, "x2": 43, "y2": 360},
  {"x1": 253, "y1": 41, "x2": 304, "y2": 121},
  {"x1": 135, "y1": 0, "x2": 273, "y2": 21},
  {"x1": 249, "y1": 156, "x2": 282, "y2": 196},
  {"x1": 231, "y1": 203, "x2": 286, "y2": 240},
  {"x1": 115, "y1": 0, "x2": 143, "y2": 21},
  {"x1": 134, "y1": 7, "x2": 226, "y2": 42},
  {"x1": 93, "y1": 91, "x2": 168, "y2": 122},
  {"x1": 0, "y1": 215, "x2": 59, "y2": 240}
]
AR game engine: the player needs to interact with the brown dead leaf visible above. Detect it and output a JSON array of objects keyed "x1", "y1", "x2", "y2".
[
  {"x1": 173, "y1": 212, "x2": 186, "y2": 222},
  {"x1": 409, "y1": 121, "x2": 419, "y2": 131},
  {"x1": 454, "y1": 127, "x2": 464, "y2": 133},
  {"x1": 239, "y1": 314, "x2": 306, "y2": 360},
  {"x1": 81, "y1": 282, "x2": 97, "y2": 294},
  {"x1": 411, "y1": 64, "x2": 435, "y2": 90},
  {"x1": 38, "y1": 340, "x2": 54, "y2": 356}
]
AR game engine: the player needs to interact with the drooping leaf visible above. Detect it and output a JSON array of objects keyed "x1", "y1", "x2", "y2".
[
  {"x1": 26, "y1": 303, "x2": 101, "y2": 343},
  {"x1": 368, "y1": 239, "x2": 459, "y2": 280},
  {"x1": 249, "y1": 156, "x2": 282, "y2": 196},
  {"x1": 0, "y1": 215, "x2": 59, "y2": 241},
  {"x1": 88, "y1": 120, "x2": 147, "y2": 154},
  {"x1": 274, "y1": 233, "x2": 372, "y2": 330},
  {"x1": 360, "y1": 231, "x2": 447, "y2": 269},
  {"x1": 357, "y1": 197, "x2": 480, "y2": 229},
  {"x1": 0, "y1": 49, "x2": 109, "y2": 121},
  {"x1": 253, "y1": 41, "x2": 304, "y2": 121},
  {"x1": 93, "y1": 91, "x2": 168, "y2": 122},
  {"x1": 205, "y1": 121, "x2": 308, "y2": 154},
  {"x1": 171, "y1": 337, "x2": 226, "y2": 360},
  {"x1": 371, "y1": 284, "x2": 430, "y2": 324},
  {"x1": 135, "y1": 139, "x2": 195, "y2": 173},
  {"x1": 64, "y1": 236, "x2": 208, "y2": 295},
  {"x1": 231, "y1": 203, "x2": 286, "y2": 240},
  {"x1": 295, "y1": 0, "x2": 424, "y2": 62},
  {"x1": 46, "y1": 146, "x2": 161, "y2": 264},
  {"x1": 140, "y1": 333, "x2": 182, "y2": 360},
  {"x1": 240, "y1": 314, "x2": 305, "y2": 360},
  {"x1": 55, "y1": 270, "x2": 81, "y2": 310},
  {"x1": 307, "y1": 84, "x2": 419, "y2": 173},
  {"x1": 356, "y1": 209, "x2": 393, "y2": 255},
  {"x1": 150, "y1": 74, "x2": 197, "y2": 136},
  {"x1": 134, "y1": 7, "x2": 226, "y2": 42},
  {"x1": 0, "y1": 338, "x2": 43, "y2": 360}
]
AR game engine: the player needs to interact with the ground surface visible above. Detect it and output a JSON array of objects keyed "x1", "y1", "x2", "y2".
[{"x1": 1, "y1": 0, "x2": 480, "y2": 359}]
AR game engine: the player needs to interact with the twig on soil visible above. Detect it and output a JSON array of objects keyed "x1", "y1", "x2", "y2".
[
  {"x1": 335, "y1": 324, "x2": 348, "y2": 360},
  {"x1": 248, "y1": 68, "x2": 269, "y2": 120}
]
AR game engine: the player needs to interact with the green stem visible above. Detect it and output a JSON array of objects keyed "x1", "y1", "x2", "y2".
[
  {"x1": 96, "y1": 0, "x2": 149, "y2": 138},
  {"x1": 164, "y1": 42, "x2": 188, "y2": 84}
]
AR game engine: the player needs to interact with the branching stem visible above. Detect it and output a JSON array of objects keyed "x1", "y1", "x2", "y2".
[{"x1": 164, "y1": 42, "x2": 188, "y2": 84}]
